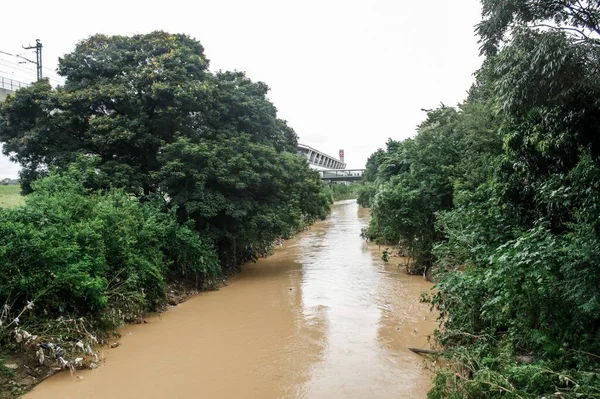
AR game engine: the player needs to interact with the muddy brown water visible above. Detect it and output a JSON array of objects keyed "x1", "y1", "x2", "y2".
[{"x1": 25, "y1": 200, "x2": 436, "y2": 399}]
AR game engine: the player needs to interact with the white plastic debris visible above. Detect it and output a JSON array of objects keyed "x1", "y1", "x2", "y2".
[
  {"x1": 13, "y1": 317, "x2": 19, "y2": 325},
  {"x1": 14, "y1": 332, "x2": 23, "y2": 343},
  {"x1": 36, "y1": 348, "x2": 45, "y2": 365},
  {"x1": 76, "y1": 341, "x2": 84, "y2": 351},
  {"x1": 58, "y1": 357, "x2": 68, "y2": 368},
  {"x1": 26, "y1": 301, "x2": 34, "y2": 310},
  {"x1": 74, "y1": 358, "x2": 83, "y2": 367},
  {"x1": 21, "y1": 331, "x2": 32, "y2": 340}
]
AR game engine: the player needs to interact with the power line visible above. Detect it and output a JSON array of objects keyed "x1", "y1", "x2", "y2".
[
  {"x1": 0, "y1": 59, "x2": 37, "y2": 73},
  {"x1": 0, "y1": 69, "x2": 22, "y2": 78},
  {"x1": 0, "y1": 61, "x2": 37, "y2": 81},
  {"x1": 0, "y1": 58, "x2": 64, "y2": 85},
  {"x1": 0, "y1": 49, "x2": 60, "y2": 75},
  {"x1": 0, "y1": 47, "x2": 69, "y2": 86},
  {"x1": 0, "y1": 41, "x2": 69, "y2": 89},
  {"x1": 0, "y1": 41, "x2": 46, "y2": 82}
]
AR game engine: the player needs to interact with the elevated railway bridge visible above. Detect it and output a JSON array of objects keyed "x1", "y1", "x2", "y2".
[{"x1": 297, "y1": 144, "x2": 364, "y2": 182}]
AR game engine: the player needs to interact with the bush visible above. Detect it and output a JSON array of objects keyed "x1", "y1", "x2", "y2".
[
  {"x1": 356, "y1": 182, "x2": 377, "y2": 207},
  {"x1": 0, "y1": 172, "x2": 221, "y2": 329}
]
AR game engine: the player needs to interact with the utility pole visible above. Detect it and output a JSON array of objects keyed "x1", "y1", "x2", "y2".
[{"x1": 21, "y1": 39, "x2": 43, "y2": 81}]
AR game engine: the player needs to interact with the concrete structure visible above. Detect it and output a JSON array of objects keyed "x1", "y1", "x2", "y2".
[
  {"x1": 319, "y1": 169, "x2": 365, "y2": 182},
  {"x1": 297, "y1": 143, "x2": 346, "y2": 170},
  {"x1": 0, "y1": 77, "x2": 28, "y2": 101}
]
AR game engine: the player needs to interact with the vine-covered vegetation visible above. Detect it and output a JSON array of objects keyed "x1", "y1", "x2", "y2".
[{"x1": 362, "y1": 1, "x2": 600, "y2": 397}]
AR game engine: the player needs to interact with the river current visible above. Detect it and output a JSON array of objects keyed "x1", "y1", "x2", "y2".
[{"x1": 26, "y1": 200, "x2": 435, "y2": 399}]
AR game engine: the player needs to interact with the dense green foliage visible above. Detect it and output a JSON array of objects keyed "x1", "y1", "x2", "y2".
[
  {"x1": 0, "y1": 31, "x2": 330, "y2": 276},
  {"x1": 361, "y1": 104, "x2": 502, "y2": 272},
  {"x1": 363, "y1": 2, "x2": 600, "y2": 397},
  {"x1": 158, "y1": 134, "x2": 330, "y2": 271},
  {"x1": 0, "y1": 170, "x2": 220, "y2": 326},
  {"x1": 0, "y1": 31, "x2": 330, "y2": 367}
]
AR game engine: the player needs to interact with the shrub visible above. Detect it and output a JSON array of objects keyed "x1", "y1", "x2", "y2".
[{"x1": 0, "y1": 172, "x2": 221, "y2": 329}]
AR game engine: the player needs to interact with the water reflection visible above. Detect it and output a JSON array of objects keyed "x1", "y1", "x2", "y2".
[{"x1": 293, "y1": 200, "x2": 434, "y2": 398}]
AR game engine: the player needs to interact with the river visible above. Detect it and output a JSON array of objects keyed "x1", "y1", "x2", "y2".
[{"x1": 25, "y1": 200, "x2": 436, "y2": 399}]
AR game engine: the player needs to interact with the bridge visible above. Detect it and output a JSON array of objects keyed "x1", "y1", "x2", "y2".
[
  {"x1": 319, "y1": 169, "x2": 365, "y2": 182},
  {"x1": 297, "y1": 143, "x2": 346, "y2": 170}
]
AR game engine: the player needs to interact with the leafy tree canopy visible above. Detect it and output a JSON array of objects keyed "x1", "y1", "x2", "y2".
[
  {"x1": 478, "y1": 0, "x2": 600, "y2": 54},
  {"x1": 0, "y1": 31, "x2": 330, "y2": 272}
]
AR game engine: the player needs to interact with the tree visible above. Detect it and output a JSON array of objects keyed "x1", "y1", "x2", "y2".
[
  {"x1": 0, "y1": 31, "x2": 330, "y2": 274},
  {"x1": 0, "y1": 31, "x2": 209, "y2": 194},
  {"x1": 478, "y1": 0, "x2": 600, "y2": 54},
  {"x1": 362, "y1": 107, "x2": 478, "y2": 271},
  {"x1": 201, "y1": 71, "x2": 299, "y2": 153},
  {"x1": 488, "y1": 28, "x2": 600, "y2": 232},
  {"x1": 428, "y1": 5, "x2": 600, "y2": 396},
  {"x1": 362, "y1": 148, "x2": 386, "y2": 183},
  {"x1": 157, "y1": 134, "x2": 329, "y2": 272}
]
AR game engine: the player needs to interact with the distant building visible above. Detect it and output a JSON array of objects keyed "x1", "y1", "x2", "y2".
[{"x1": 297, "y1": 143, "x2": 346, "y2": 170}]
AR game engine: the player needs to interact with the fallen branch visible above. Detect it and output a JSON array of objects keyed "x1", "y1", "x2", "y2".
[{"x1": 408, "y1": 347, "x2": 443, "y2": 355}]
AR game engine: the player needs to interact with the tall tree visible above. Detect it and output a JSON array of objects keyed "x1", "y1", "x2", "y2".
[{"x1": 0, "y1": 31, "x2": 209, "y2": 194}]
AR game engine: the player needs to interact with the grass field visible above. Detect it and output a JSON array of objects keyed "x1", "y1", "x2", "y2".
[{"x1": 0, "y1": 185, "x2": 24, "y2": 208}]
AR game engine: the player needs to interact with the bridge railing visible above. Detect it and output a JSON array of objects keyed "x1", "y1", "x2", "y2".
[{"x1": 0, "y1": 77, "x2": 28, "y2": 92}]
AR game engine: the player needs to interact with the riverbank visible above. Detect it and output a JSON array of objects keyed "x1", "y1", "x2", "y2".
[
  {"x1": 0, "y1": 279, "x2": 212, "y2": 398},
  {"x1": 0, "y1": 227, "x2": 304, "y2": 397},
  {"x1": 22, "y1": 200, "x2": 436, "y2": 399}
]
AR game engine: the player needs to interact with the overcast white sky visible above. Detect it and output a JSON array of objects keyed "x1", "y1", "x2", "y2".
[{"x1": 0, "y1": 0, "x2": 483, "y2": 178}]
